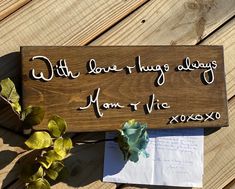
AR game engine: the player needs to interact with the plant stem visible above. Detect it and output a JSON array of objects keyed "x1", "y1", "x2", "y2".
[
  {"x1": 74, "y1": 138, "x2": 116, "y2": 145},
  {"x1": 0, "y1": 94, "x2": 21, "y2": 119}
]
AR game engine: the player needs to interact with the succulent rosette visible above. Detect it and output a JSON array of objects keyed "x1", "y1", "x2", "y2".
[{"x1": 117, "y1": 119, "x2": 149, "y2": 162}]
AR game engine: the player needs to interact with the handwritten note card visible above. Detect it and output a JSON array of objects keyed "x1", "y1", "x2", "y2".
[{"x1": 103, "y1": 129, "x2": 204, "y2": 187}]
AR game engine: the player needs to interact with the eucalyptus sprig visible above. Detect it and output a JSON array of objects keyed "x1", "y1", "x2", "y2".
[
  {"x1": 0, "y1": 77, "x2": 150, "y2": 189},
  {"x1": 22, "y1": 115, "x2": 72, "y2": 189}
]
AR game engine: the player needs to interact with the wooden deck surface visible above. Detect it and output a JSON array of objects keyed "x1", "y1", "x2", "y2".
[{"x1": 0, "y1": 0, "x2": 234, "y2": 188}]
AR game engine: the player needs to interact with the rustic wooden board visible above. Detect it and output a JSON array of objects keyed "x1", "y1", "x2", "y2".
[
  {"x1": 92, "y1": 0, "x2": 235, "y2": 45},
  {"x1": 22, "y1": 46, "x2": 228, "y2": 132},
  {"x1": 0, "y1": 0, "x2": 147, "y2": 56},
  {"x1": 0, "y1": 0, "x2": 31, "y2": 21}
]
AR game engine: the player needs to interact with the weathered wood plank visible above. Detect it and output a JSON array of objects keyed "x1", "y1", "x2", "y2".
[
  {"x1": 91, "y1": 0, "x2": 235, "y2": 45},
  {"x1": 0, "y1": 0, "x2": 147, "y2": 56},
  {"x1": 199, "y1": 18, "x2": 235, "y2": 189},
  {"x1": 201, "y1": 18, "x2": 235, "y2": 100},
  {"x1": 0, "y1": 0, "x2": 31, "y2": 21},
  {"x1": 21, "y1": 46, "x2": 228, "y2": 132}
]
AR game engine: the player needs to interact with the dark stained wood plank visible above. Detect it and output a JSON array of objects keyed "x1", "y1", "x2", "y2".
[{"x1": 21, "y1": 46, "x2": 228, "y2": 132}]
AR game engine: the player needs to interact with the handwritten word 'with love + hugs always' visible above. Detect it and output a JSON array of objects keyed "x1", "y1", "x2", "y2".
[
  {"x1": 30, "y1": 55, "x2": 217, "y2": 85},
  {"x1": 29, "y1": 55, "x2": 219, "y2": 124}
]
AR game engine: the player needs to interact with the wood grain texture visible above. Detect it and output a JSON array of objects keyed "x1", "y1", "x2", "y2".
[
  {"x1": 198, "y1": 18, "x2": 235, "y2": 189},
  {"x1": 201, "y1": 18, "x2": 235, "y2": 100},
  {"x1": 0, "y1": 0, "x2": 234, "y2": 188},
  {"x1": 0, "y1": 0, "x2": 31, "y2": 21},
  {"x1": 0, "y1": 0, "x2": 147, "y2": 131},
  {"x1": 224, "y1": 179, "x2": 235, "y2": 189},
  {"x1": 22, "y1": 46, "x2": 228, "y2": 132},
  {"x1": 0, "y1": 0, "x2": 147, "y2": 56},
  {"x1": 91, "y1": 0, "x2": 235, "y2": 46}
]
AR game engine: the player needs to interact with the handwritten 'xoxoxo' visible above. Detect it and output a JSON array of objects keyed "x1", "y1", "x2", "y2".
[
  {"x1": 169, "y1": 112, "x2": 221, "y2": 124},
  {"x1": 30, "y1": 55, "x2": 217, "y2": 85}
]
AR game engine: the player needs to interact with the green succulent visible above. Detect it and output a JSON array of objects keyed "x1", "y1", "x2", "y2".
[{"x1": 117, "y1": 119, "x2": 149, "y2": 162}]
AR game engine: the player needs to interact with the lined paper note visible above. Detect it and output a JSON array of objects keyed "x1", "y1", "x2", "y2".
[
  {"x1": 103, "y1": 129, "x2": 204, "y2": 187},
  {"x1": 154, "y1": 129, "x2": 203, "y2": 187}
]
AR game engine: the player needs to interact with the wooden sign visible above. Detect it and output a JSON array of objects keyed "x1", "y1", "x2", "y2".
[{"x1": 21, "y1": 46, "x2": 228, "y2": 132}]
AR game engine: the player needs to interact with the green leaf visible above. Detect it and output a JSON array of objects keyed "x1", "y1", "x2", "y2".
[
  {"x1": 38, "y1": 151, "x2": 64, "y2": 169},
  {"x1": 0, "y1": 78, "x2": 21, "y2": 114},
  {"x1": 22, "y1": 106, "x2": 45, "y2": 127},
  {"x1": 45, "y1": 150, "x2": 64, "y2": 162},
  {"x1": 45, "y1": 169, "x2": 58, "y2": 180},
  {"x1": 0, "y1": 78, "x2": 19, "y2": 102},
  {"x1": 48, "y1": 115, "x2": 67, "y2": 137},
  {"x1": 26, "y1": 178, "x2": 50, "y2": 189},
  {"x1": 11, "y1": 101, "x2": 21, "y2": 114},
  {"x1": 38, "y1": 157, "x2": 52, "y2": 169},
  {"x1": 54, "y1": 137, "x2": 72, "y2": 158},
  {"x1": 45, "y1": 161, "x2": 64, "y2": 180},
  {"x1": 29, "y1": 166, "x2": 44, "y2": 182},
  {"x1": 21, "y1": 162, "x2": 44, "y2": 182},
  {"x1": 50, "y1": 161, "x2": 64, "y2": 172},
  {"x1": 25, "y1": 131, "x2": 52, "y2": 149}
]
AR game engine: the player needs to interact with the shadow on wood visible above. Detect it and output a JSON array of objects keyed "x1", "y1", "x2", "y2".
[
  {"x1": 1, "y1": 150, "x2": 41, "y2": 189},
  {"x1": 0, "y1": 52, "x2": 22, "y2": 132},
  {"x1": 1, "y1": 132, "x2": 119, "y2": 188},
  {"x1": 204, "y1": 127, "x2": 221, "y2": 135},
  {"x1": 51, "y1": 132, "x2": 111, "y2": 188},
  {"x1": 0, "y1": 150, "x2": 18, "y2": 170}
]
